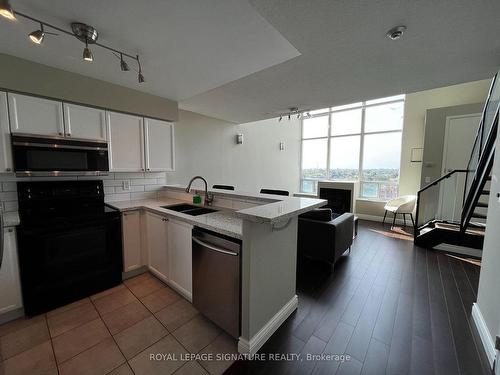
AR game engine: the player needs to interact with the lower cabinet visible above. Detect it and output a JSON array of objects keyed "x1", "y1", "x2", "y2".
[
  {"x1": 145, "y1": 212, "x2": 170, "y2": 282},
  {"x1": 168, "y1": 219, "x2": 193, "y2": 298},
  {"x1": 142, "y1": 212, "x2": 193, "y2": 299},
  {"x1": 122, "y1": 210, "x2": 143, "y2": 272},
  {"x1": 0, "y1": 228, "x2": 23, "y2": 314}
]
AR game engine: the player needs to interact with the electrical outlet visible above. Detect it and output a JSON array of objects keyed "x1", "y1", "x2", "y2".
[
  {"x1": 425, "y1": 176, "x2": 431, "y2": 183},
  {"x1": 122, "y1": 180, "x2": 131, "y2": 191}
]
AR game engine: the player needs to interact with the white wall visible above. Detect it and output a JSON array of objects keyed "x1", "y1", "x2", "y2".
[
  {"x1": 399, "y1": 79, "x2": 491, "y2": 196},
  {"x1": 476, "y1": 122, "x2": 500, "y2": 348},
  {"x1": 168, "y1": 110, "x2": 301, "y2": 194}
]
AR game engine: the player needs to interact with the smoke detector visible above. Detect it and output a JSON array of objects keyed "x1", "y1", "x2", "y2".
[{"x1": 386, "y1": 25, "x2": 406, "y2": 40}]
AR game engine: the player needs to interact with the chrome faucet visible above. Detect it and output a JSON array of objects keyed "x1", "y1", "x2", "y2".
[{"x1": 185, "y1": 176, "x2": 214, "y2": 206}]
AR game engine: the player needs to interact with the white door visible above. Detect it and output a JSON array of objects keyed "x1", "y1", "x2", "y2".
[
  {"x1": 63, "y1": 103, "x2": 107, "y2": 141},
  {"x1": 8, "y1": 93, "x2": 64, "y2": 136},
  {"x1": 144, "y1": 118, "x2": 175, "y2": 171},
  {"x1": 168, "y1": 219, "x2": 192, "y2": 299},
  {"x1": 0, "y1": 228, "x2": 23, "y2": 314},
  {"x1": 122, "y1": 211, "x2": 142, "y2": 272},
  {"x1": 145, "y1": 212, "x2": 169, "y2": 282},
  {"x1": 0, "y1": 92, "x2": 13, "y2": 173},
  {"x1": 107, "y1": 111, "x2": 145, "y2": 172},
  {"x1": 439, "y1": 114, "x2": 481, "y2": 222}
]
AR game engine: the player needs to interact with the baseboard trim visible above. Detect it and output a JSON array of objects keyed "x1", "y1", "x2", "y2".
[
  {"x1": 0, "y1": 307, "x2": 24, "y2": 325},
  {"x1": 238, "y1": 295, "x2": 298, "y2": 355},
  {"x1": 434, "y1": 244, "x2": 482, "y2": 258},
  {"x1": 356, "y1": 213, "x2": 410, "y2": 226},
  {"x1": 472, "y1": 303, "x2": 496, "y2": 369}
]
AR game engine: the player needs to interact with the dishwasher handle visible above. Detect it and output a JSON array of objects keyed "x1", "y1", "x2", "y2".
[{"x1": 193, "y1": 236, "x2": 238, "y2": 256}]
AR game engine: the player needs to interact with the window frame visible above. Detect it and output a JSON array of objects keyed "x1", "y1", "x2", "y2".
[{"x1": 300, "y1": 96, "x2": 405, "y2": 199}]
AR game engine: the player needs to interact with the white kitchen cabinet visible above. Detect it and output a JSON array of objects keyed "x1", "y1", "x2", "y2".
[
  {"x1": 145, "y1": 212, "x2": 169, "y2": 282},
  {"x1": 8, "y1": 93, "x2": 64, "y2": 137},
  {"x1": 144, "y1": 118, "x2": 175, "y2": 171},
  {"x1": 63, "y1": 103, "x2": 107, "y2": 141},
  {"x1": 122, "y1": 210, "x2": 143, "y2": 272},
  {"x1": 0, "y1": 92, "x2": 13, "y2": 173},
  {"x1": 0, "y1": 228, "x2": 23, "y2": 314},
  {"x1": 168, "y1": 219, "x2": 192, "y2": 298},
  {"x1": 107, "y1": 111, "x2": 145, "y2": 172}
]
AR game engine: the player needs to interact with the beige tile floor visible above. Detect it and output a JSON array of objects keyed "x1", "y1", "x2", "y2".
[{"x1": 0, "y1": 272, "x2": 237, "y2": 375}]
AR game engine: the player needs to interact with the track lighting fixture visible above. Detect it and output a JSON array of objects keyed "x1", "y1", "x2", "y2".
[
  {"x1": 1, "y1": 2, "x2": 145, "y2": 84},
  {"x1": 29, "y1": 23, "x2": 57, "y2": 45},
  {"x1": 277, "y1": 107, "x2": 311, "y2": 122},
  {"x1": 82, "y1": 39, "x2": 94, "y2": 62},
  {"x1": 120, "y1": 53, "x2": 129, "y2": 71},
  {"x1": 137, "y1": 55, "x2": 145, "y2": 83},
  {"x1": 0, "y1": 0, "x2": 15, "y2": 20}
]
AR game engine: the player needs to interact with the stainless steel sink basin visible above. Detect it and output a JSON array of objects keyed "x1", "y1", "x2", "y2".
[{"x1": 161, "y1": 204, "x2": 218, "y2": 216}]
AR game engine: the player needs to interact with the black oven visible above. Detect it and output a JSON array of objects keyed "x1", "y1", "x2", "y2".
[
  {"x1": 16, "y1": 180, "x2": 122, "y2": 315},
  {"x1": 12, "y1": 134, "x2": 109, "y2": 176}
]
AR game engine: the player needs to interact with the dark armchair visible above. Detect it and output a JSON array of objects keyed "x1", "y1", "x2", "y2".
[{"x1": 297, "y1": 208, "x2": 354, "y2": 266}]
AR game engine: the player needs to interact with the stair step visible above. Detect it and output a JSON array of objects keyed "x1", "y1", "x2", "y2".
[
  {"x1": 472, "y1": 212, "x2": 487, "y2": 219},
  {"x1": 476, "y1": 202, "x2": 488, "y2": 208},
  {"x1": 481, "y1": 190, "x2": 490, "y2": 195}
]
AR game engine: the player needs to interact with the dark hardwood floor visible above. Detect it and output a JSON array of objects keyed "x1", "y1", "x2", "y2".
[{"x1": 226, "y1": 220, "x2": 491, "y2": 375}]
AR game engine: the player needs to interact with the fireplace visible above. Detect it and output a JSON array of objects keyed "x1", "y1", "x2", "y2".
[{"x1": 317, "y1": 181, "x2": 358, "y2": 214}]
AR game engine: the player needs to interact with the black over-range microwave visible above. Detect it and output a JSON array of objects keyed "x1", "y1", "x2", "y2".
[{"x1": 11, "y1": 134, "x2": 109, "y2": 176}]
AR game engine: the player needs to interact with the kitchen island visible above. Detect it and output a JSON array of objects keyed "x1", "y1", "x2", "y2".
[{"x1": 108, "y1": 186, "x2": 326, "y2": 354}]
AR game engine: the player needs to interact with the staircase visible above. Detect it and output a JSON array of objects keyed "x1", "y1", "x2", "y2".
[{"x1": 414, "y1": 73, "x2": 499, "y2": 254}]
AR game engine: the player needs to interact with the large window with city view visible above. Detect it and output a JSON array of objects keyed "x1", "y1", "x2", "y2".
[{"x1": 300, "y1": 95, "x2": 404, "y2": 199}]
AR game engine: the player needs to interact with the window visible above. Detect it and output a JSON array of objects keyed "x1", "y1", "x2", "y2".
[{"x1": 300, "y1": 95, "x2": 404, "y2": 199}]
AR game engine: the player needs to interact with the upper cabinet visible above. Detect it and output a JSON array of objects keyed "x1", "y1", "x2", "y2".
[
  {"x1": 64, "y1": 103, "x2": 107, "y2": 141},
  {"x1": 0, "y1": 92, "x2": 13, "y2": 173},
  {"x1": 8, "y1": 93, "x2": 64, "y2": 137},
  {"x1": 107, "y1": 111, "x2": 145, "y2": 172},
  {"x1": 144, "y1": 118, "x2": 175, "y2": 171}
]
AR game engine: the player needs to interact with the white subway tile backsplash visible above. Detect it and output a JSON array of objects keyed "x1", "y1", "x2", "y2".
[
  {"x1": 0, "y1": 172, "x2": 167, "y2": 211},
  {"x1": 2, "y1": 182, "x2": 17, "y2": 192},
  {"x1": 0, "y1": 192, "x2": 17, "y2": 201},
  {"x1": 130, "y1": 178, "x2": 158, "y2": 186}
]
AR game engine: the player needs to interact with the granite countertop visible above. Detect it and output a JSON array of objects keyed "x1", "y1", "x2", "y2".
[
  {"x1": 107, "y1": 198, "x2": 243, "y2": 239},
  {"x1": 2, "y1": 211, "x2": 20, "y2": 227},
  {"x1": 163, "y1": 185, "x2": 327, "y2": 224}
]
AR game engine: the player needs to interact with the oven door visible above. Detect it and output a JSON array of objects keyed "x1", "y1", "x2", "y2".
[
  {"x1": 12, "y1": 135, "x2": 109, "y2": 175},
  {"x1": 17, "y1": 214, "x2": 122, "y2": 315}
]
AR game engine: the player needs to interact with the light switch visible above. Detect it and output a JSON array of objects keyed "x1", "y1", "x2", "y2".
[
  {"x1": 122, "y1": 180, "x2": 131, "y2": 190},
  {"x1": 425, "y1": 177, "x2": 431, "y2": 183}
]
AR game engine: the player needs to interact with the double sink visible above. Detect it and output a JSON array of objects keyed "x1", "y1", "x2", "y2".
[{"x1": 161, "y1": 203, "x2": 218, "y2": 216}]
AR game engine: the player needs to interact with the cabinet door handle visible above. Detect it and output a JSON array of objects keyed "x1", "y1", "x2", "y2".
[
  {"x1": 5, "y1": 168, "x2": 11, "y2": 172},
  {"x1": 58, "y1": 132, "x2": 63, "y2": 136},
  {"x1": 66, "y1": 133, "x2": 71, "y2": 137}
]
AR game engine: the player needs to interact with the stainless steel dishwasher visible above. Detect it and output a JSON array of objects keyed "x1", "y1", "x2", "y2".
[{"x1": 192, "y1": 227, "x2": 241, "y2": 338}]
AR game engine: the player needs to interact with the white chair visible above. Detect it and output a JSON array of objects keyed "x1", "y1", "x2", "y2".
[{"x1": 382, "y1": 195, "x2": 417, "y2": 227}]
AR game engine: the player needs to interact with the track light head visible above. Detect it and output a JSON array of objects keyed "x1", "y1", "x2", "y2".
[
  {"x1": 29, "y1": 23, "x2": 44, "y2": 44},
  {"x1": 138, "y1": 71, "x2": 145, "y2": 83},
  {"x1": 136, "y1": 55, "x2": 145, "y2": 83},
  {"x1": 83, "y1": 40, "x2": 94, "y2": 62},
  {"x1": 120, "y1": 54, "x2": 129, "y2": 71},
  {"x1": 0, "y1": 0, "x2": 15, "y2": 20}
]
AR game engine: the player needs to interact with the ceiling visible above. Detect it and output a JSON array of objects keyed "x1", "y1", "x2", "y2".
[
  {"x1": 0, "y1": 0, "x2": 299, "y2": 101},
  {"x1": 180, "y1": 0, "x2": 500, "y2": 122},
  {"x1": 1, "y1": 1, "x2": 500, "y2": 124}
]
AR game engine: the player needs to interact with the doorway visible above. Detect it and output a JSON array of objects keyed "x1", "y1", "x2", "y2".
[{"x1": 438, "y1": 113, "x2": 481, "y2": 222}]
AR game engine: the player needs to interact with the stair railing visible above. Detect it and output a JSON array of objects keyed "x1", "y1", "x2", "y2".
[
  {"x1": 414, "y1": 169, "x2": 467, "y2": 237},
  {"x1": 460, "y1": 110, "x2": 498, "y2": 231}
]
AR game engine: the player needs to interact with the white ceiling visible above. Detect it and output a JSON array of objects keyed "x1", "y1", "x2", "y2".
[
  {"x1": 2, "y1": 1, "x2": 500, "y2": 124},
  {"x1": 0, "y1": 0, "x2": 299, "y2": 101},
  {"x1": 180, "y1": 0, "x2": 500, "y2": 123}
]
